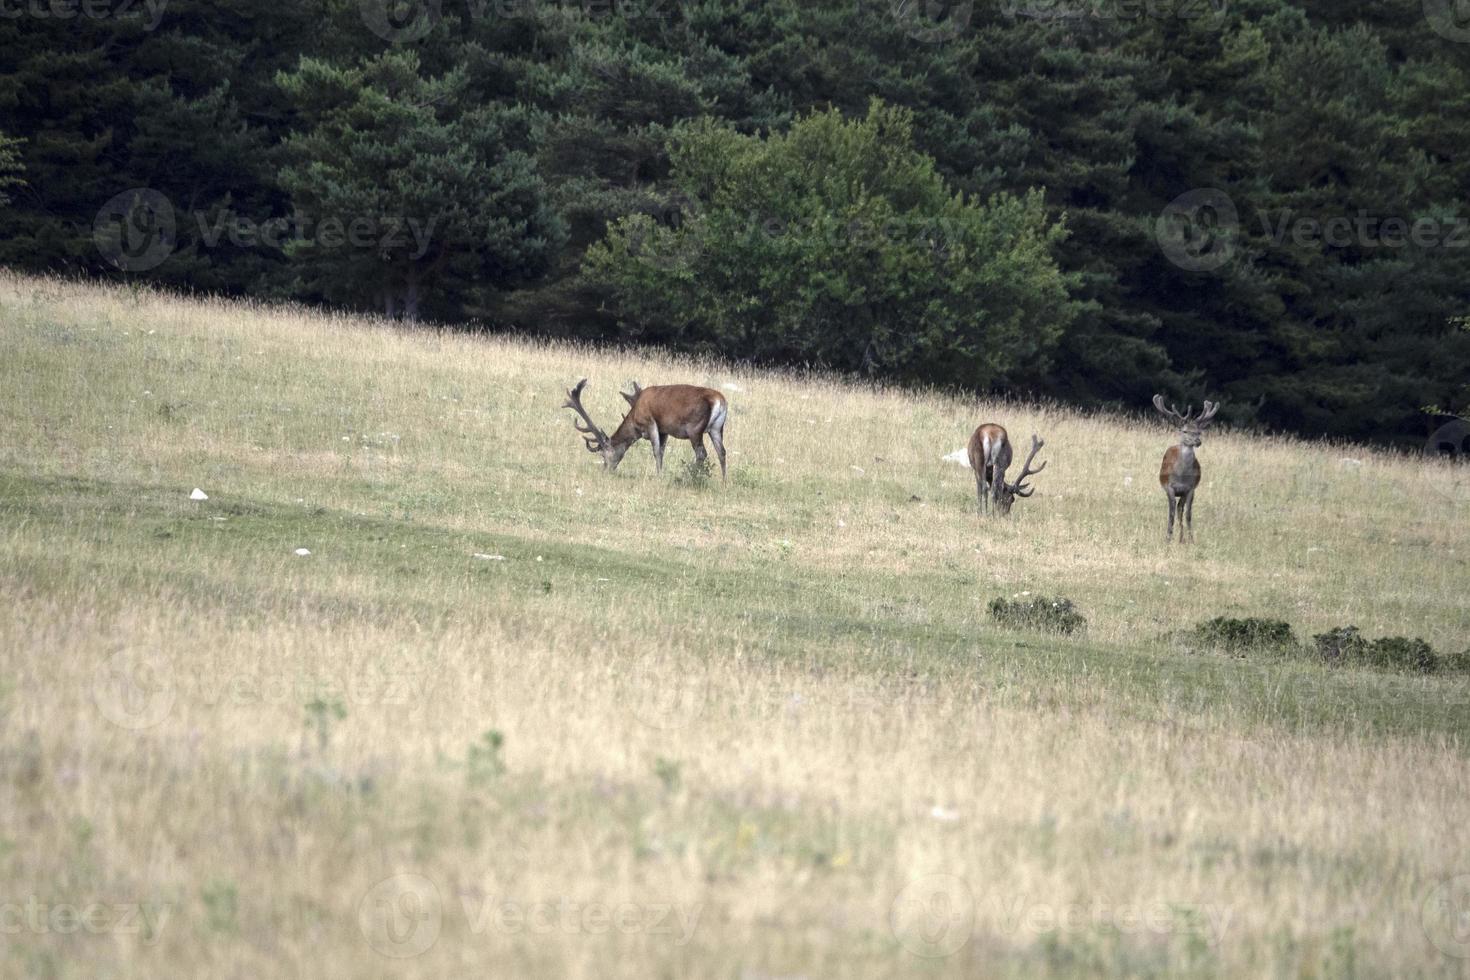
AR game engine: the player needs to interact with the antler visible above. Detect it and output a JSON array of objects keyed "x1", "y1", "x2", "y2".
[
  {"x1": 1010, "y1": 434, "x2": 1047, "y2": 497},
  {"x1": 563, "y1": 379, "x2": 609, "y2": 454},
  {"x1": 1153, "y1": 393, "x2": 1191, "y2": 426},
  {"x1": 1153, "y1": 393, "x2": 1221, "y2": 429}
]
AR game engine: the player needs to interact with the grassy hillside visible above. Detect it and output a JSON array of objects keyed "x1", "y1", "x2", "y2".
[{"x1": 1, "y1": 271, "x2": 1468, "y2": 978}]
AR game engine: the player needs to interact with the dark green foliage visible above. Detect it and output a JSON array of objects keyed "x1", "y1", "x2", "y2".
[
  {"x1": 304, "y1": 697, "x2": 347, "y2": 751},
  {"x1": 0, "y1": 0, "x2": 1467, "y2": 441},
  {"x1": 0, "y1": 131, "x2": 23, "y2": 207},
  {"x1": 654, "y1": 757, "x2": 682, "y2": 792},
  {"x1": 467, "y1": 730, "x2": 507, "y2": 786},
  {"x1": 584, "y1": 104, "x2": 1075, "y2": 387},
  {"x1": 1194, "y1": 621, "x2": 1462, "y2": 674},
  {"x1": 1193, "y1": 617, "x2": 1298, "y2": 653},
  {"x1": 276, "y1": 51, "x2": 563, "y2": 320},
  {"x1": 988, "y1": 596, "x2": 1087, "y2": 635},
  {"x1": 1357, "y1": 637, "x2": 1439, "y2": 674},
  {"x1": 1313, "y1": 625, "x2": 1369, "y2": 665},
  {"x1": 1314, "y1": 626, "x2": 1458, "y2": 674}
]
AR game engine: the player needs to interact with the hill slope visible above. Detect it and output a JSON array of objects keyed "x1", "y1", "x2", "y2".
[{"x1": 2, "y1": 273, "x2": 1468, "y2": 977}]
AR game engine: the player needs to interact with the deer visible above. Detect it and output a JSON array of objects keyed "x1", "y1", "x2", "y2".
[
  {"x1": 564, "y1": 378, "x2": 729, "y2": 481},
  {"x1": 967, "y1": 424, "x2": 1046, "y2": 515},
  {"x1": 1153, "y1": 394, "x2": 1220, "y2": 543}
]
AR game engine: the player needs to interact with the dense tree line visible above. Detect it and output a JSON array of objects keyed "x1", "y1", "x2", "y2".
[{"x1": 2, "y1": 0, "x2": 1467, "y2": 446}]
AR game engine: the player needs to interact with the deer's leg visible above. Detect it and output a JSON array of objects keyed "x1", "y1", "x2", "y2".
[
  {"x1": 707, "y1": 424, "x2": 727, "y2": 482},
  {"x1": 1165, "y1": 490, "x2": 1177, "y2": 542},
  {"x1": 692, "y1": 434, "x2": 708, "y2": 466},
  {"x1": 1183, "y1": 490, "x2": 1195, "y2": 542},
  {"x1": 975, "y1": 469, "x2": 987, "y2": 514},
  {"x1": 649, "y1": 423, "x2": 664, "y2": 474}
]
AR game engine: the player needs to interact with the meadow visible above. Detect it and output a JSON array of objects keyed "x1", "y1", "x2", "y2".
[{"x1": 1, "y1": 270, "x2": 1468, "y2": 978}]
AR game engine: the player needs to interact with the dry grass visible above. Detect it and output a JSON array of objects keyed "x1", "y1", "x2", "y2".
[{"x1": 1, "y1": 271, "x2": 1468, "y2": 978}]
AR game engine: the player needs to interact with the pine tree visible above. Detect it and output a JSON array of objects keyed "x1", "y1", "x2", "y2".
[{"x1": 276, "y1": 50, "x2": 564, "y2": 319}]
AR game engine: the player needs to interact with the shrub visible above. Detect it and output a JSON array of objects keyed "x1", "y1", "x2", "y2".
[
  {"x1": 1443, "y1": 648, "x2": 1470, "y2": 674},
  {"x1": 1313, "y1": 625, "x2": 1368, "y2": 665},
  {"x1": 584, "y1": 104, "x2": 1075, "y2": 391},
  {"x1": 1360, "y1": 636, "x2": 1439, "y2": 674},
  {"x1": 1193, "y1": 617, "x2": 1297, "y2": 653},
  {"x1": 988, "y1": 596, "x2": 1086, "y2": 635},
  {"x1": 1314, "y1": 626, "x2": 1455, "y2": 673},
  {"x1": 467, "y1": 730, "x2": 506, "y2": 786}
]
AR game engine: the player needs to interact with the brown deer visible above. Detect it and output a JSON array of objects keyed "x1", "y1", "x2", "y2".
[
  {"x1": 1153, "y1": 394, "x2": 1220, "y2": 542},
  {"x1": 564, "y1": 379, "x2": 729, "y2": 481},
  {"x1": 967, "y1": 424, "x2": 1046, "y2": 515}
]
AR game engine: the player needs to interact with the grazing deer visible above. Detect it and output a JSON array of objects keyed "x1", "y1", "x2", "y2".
[
  {"x1": 564, "y1": 379, "x2": 728, "y2": 481},
  {"x1": 1153, "y1": 394, "x2": 1220, "y2": 542},
  {"x1": 967, "y1": 424, "x2": 1046, "y2": 515}
]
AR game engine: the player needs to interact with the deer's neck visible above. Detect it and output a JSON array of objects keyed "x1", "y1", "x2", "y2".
[{"x1": 610, "y1": 415, "x2": 643, "y2": 448}]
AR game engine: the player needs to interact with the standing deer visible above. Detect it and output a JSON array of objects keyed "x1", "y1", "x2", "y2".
[
  {"x1": 1153, "y1": 394, "x2": 1220, "y2": 542},
  {"x1": 564, "y1": 379, "x2": 729, "y2": 481},
  {"x1": 967, "y1": 424, "x2": 1046, "y2": 515}
]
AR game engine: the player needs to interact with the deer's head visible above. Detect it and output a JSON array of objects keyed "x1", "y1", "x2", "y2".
[
  {"x1": 564, "y1": 379, "x2": 631, "y2": 471},
  {"x1": 996, "y1": 434, "x2": 1047, "y2": 515},
  {"x1": 1153, "y1": 395, "x2": 1219, "y2": 448}
]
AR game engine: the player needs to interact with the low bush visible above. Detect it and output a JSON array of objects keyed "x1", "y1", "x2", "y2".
[
  {"x1": 1313, "y1": 625, "x2": 1368, "y2": 664},
  {"x1": 988, "y1": 596, "x2": 1087, "y2": 635},
  {"x1": 1192, "y1": 617, "x2": 1297, "y2": 653},
  {"x1": 1314, "y1": 626, "x2": 1450, "y2": 674},
  {"x1": 1360, "y1": 636, "x2": 1439, "y2": 673},
  {"x1": 1443, "y1": 648, "x2": 1470, "y2": 673}
]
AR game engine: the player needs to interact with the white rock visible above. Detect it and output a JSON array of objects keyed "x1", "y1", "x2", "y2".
[
  {"x1": 930, "y1": 806, "x2": 961, "y2": 823},
  {"x1": 294, "y1": 548, "x2": 312, "y2": 557},
  {"x1": 942, "y1": 449, "x2": 969, "y2": 465},
  {"x1": 473, "y1": 554, "x2": 506, "y2": 561},
  {"x1": 189, "y1": 488, "x2": 208, "y2": 501},
  {"x1": 722, "y1": 381, "x2": 745, "y2": 393}
]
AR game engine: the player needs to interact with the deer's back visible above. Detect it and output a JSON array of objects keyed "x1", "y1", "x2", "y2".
[
  {"x1": 968, "y1": 423, "x2": 1010, "y2": 474},
  {"x1": 633, "y1": 385, "x2": 725, "y2": 436}
]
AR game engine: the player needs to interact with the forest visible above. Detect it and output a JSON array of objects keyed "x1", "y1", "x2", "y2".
[{"x1": 2, "y1": 0, "x2": 1468, "y2": 446}]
